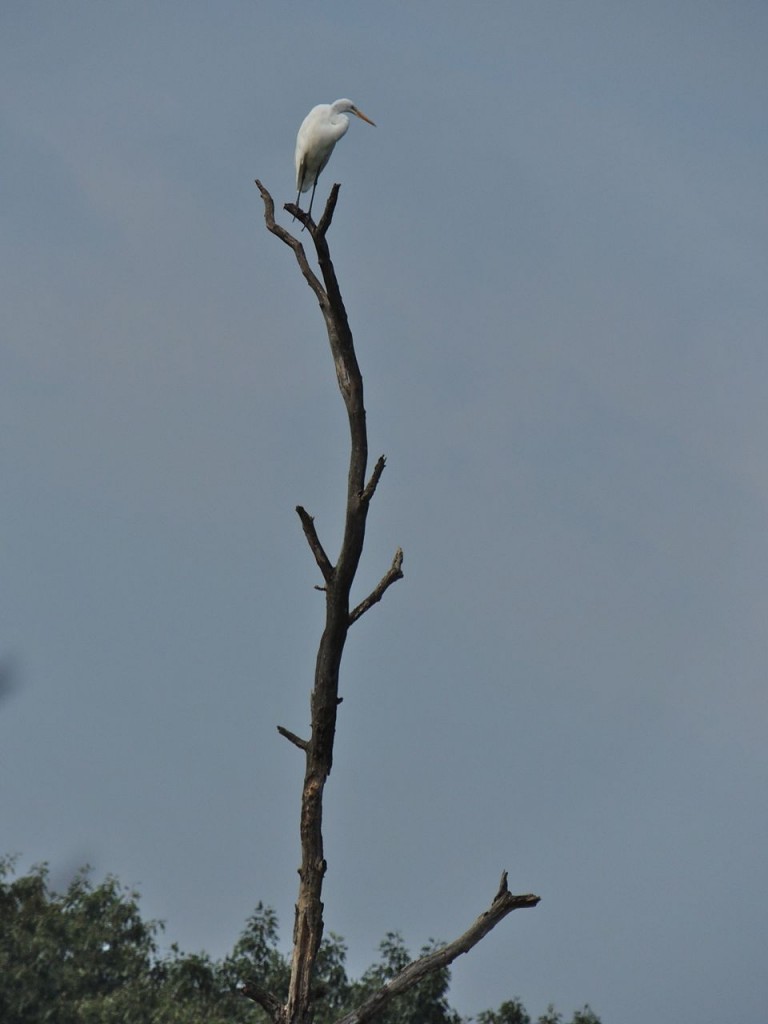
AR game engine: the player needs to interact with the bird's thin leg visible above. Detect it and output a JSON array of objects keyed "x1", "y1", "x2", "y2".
[
  {"x1": 293, "y1": 189, "x2": 301, "y2": 222},
  {"x1": 307, "y1": 180, "x2": 318, "y2": 221}
]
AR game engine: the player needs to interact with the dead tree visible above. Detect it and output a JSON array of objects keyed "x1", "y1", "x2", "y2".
[{"x1": 247, "y1": 183, "x2": 539, "y2": 1024}]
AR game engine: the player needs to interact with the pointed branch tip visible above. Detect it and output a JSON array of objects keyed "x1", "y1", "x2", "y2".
[
  {"x1": 277, "y1": 725, "x2": 309, "y2": 751},
  {"x1": 316, "y1": 183, "x2": 341, "y2": 235},
  {"x1": 361, "y1": 454, "x2": 387, "y2": 504},
  {"x1": 296, "y1": 505, "x2": 334, "y2": 582},
  {"x1": 493, "y1": 869, "x2": 509, "y2": 903}
]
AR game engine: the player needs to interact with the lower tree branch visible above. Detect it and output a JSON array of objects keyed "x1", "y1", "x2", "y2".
[
  {"x1": 240, "y1": 980, "x2": 283, "y2": 1017},
  {"x1": 333, "y1": 878, "x2": 540, "y2": 1024}
]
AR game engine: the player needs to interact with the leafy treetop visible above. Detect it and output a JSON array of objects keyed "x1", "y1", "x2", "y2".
[{"x1": 0, "y1": 858, "x2": 599, "y2": 1024}]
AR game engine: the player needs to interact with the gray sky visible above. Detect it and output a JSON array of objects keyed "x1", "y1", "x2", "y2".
[{"x1": 2, "y1": 2, "x2": 767, "y2": 1021}]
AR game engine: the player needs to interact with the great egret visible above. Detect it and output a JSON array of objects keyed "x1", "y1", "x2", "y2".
[{"x1": 294, "y1": 99, "x2": 376, "y2": 220}]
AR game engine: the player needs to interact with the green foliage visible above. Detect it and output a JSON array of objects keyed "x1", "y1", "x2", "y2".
[
  {"x1": 0, "y1": 857, "x2": 249, "y2": 1024},
  {"x1": 0, "y1": 857, "x2": 600, "y2": 1024},
  {"x1": 536, "y1": 1007, "x2": 562, "y2": 1024},
  {"x1": 568, "y1": 1009, "x2": 601, "y2": 1024},
  {"x1": 0, "y1": 856, "x2": 157, "y2": 1024},
  {"x1": 476, "y1": 998, "x2": 531, "y2": 1024},
  {"x1": 309, "y1": 932, "x2": 352, "y2": 1024},
  {"x1": 475, "y1": 999, "x2": 600, "y2": 1024}
]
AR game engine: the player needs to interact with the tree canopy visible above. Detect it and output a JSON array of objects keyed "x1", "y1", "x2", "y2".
[{"x1": 0, "y1": 858, "x2": 599, "y2": 1024}]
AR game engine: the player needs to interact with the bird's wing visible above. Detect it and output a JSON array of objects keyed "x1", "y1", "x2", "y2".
[
  {"x1": 315, "y1": 148, "x2": 334, "y2": 182},
  {"x1": 296, "y1": 154, "x2": 309, "y2": 193}
]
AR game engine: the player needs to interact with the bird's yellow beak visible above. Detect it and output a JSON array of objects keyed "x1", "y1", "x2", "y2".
[{"x1": 353, "y1": 108, "x2": 376, "y2": 127}]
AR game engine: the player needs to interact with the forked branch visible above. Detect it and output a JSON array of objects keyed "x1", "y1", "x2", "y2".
[{"x1": 255, "y1": 180, "x2": 326, "y2": 307}]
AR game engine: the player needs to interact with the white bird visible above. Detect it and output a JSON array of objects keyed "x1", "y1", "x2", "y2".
[{"x1": 294, "y1": 99, "x2": 376, "y2": 220}]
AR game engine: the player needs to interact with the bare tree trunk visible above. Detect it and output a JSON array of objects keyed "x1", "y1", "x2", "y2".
[{"x1": 247, "y1": 184, "x2": 539, "y2": 1024}]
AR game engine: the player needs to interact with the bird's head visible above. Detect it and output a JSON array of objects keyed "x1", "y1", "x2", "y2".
[{"x1": 333, "y1": 99, "x2": 376, "y2": 127}]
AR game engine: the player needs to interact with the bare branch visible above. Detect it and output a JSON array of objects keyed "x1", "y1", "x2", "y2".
[
  {"x1": 349, "y1": 548, "x2": 404, "y2": 625},
  {"x1": 240, "y1": 980, "x2": 282, "y2": 1017},
  {"x1": 315, "y1": 183, "x2": 341, "y2": 236},
  {"x1": 255, "y1": 181, "x2": 327, "y2": 308},
  {"x1": 296, "y1": 506, "x2": 334, "y2": 582},
  {"x1": 360, "y1": 454, "x2": 386, "y2": 504},
  {"x1": 277, "y1": 725, "x2": 309, "y2": 751},
  {"x1": 254, "y1": 178, "x2": 277, "y2": 222},
  {"x1": 333, "y1": 880, "x2": 540, "y2": 1024},
  {"x1": 493, "y1": 868, "x2": 509, "y2": 903}
]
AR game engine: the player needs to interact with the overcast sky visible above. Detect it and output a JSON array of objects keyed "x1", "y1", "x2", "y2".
[{"x1": 2, "y1": 3, "x2": 767, "y2": 1022}]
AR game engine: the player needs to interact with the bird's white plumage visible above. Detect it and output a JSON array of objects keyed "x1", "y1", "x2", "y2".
[{"x1": 294, "y1": 98, "x2": 375, "y2": 218}]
